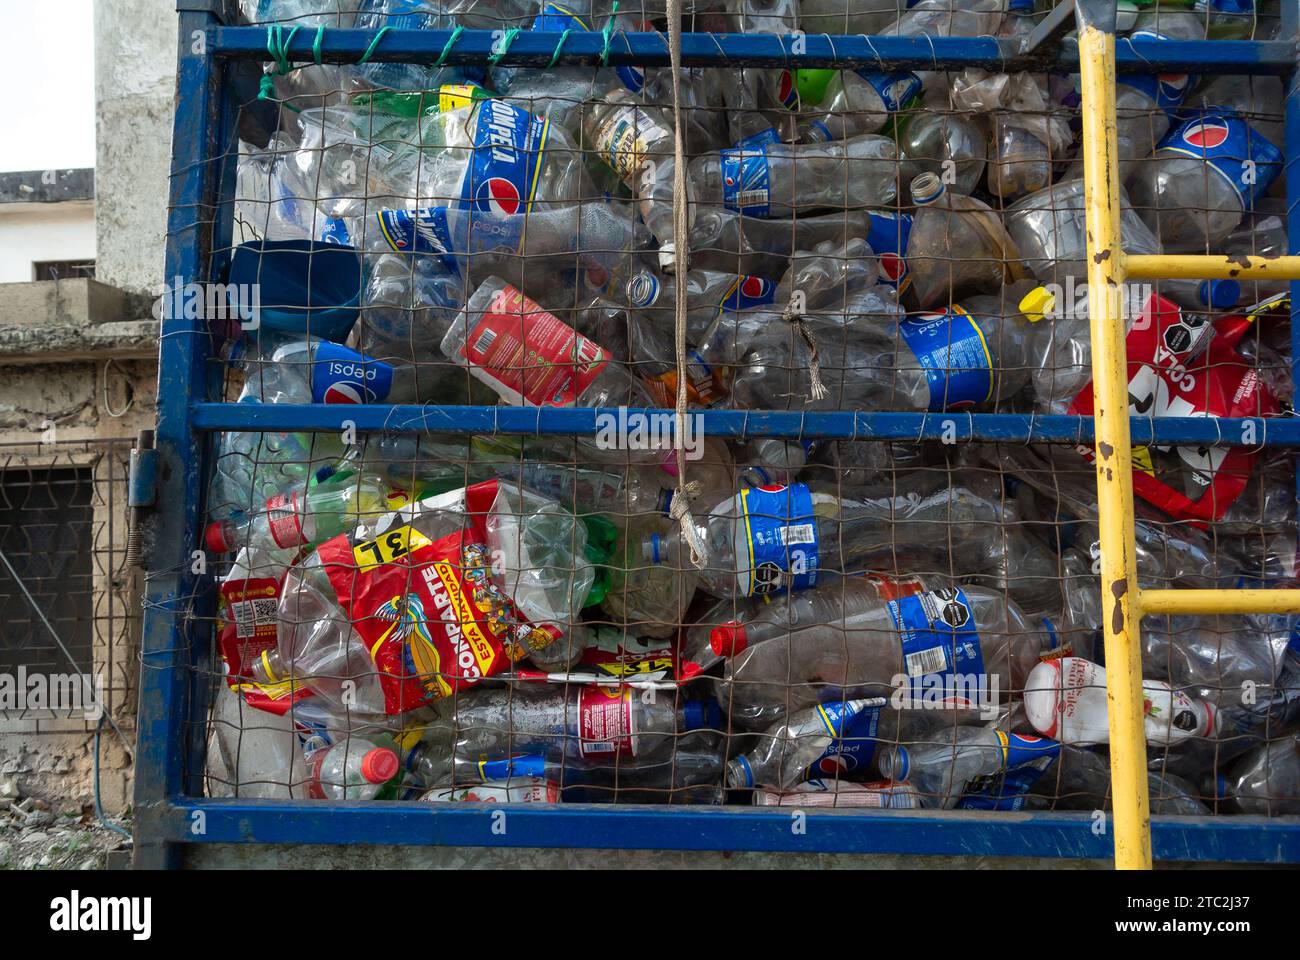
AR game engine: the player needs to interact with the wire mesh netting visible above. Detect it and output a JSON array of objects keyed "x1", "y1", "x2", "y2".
[
  {"x1": 188, "y1": 0, "x2": 1299, "y2": 819},
  {"x1": 0, "y1": 440, "x2": 139, "y2": 733}
]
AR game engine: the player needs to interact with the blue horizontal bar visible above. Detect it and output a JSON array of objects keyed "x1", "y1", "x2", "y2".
[
  {"x1": 158, "y1": 799, "x2": 1300, "y2": 862},
  {"x1": 191, "y1": 403, "x2": 1300, "y2": 447},
  {"x1": 209, "y1": 27, "x2": 1297, "y2": 74}
]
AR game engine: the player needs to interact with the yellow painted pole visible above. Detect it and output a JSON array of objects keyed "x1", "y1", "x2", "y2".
[
  {"x1": 1140, "y1": 589, "x2": 1300, "y2": 616},
  {"x1": 1076, "y1": 20, "x2": 1152, "y2": 871},
  {"x1": 1123, "y1": 254, "x2": 1300, "y2": 281}
]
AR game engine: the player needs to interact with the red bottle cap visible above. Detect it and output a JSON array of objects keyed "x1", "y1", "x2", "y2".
[
  {"x1": 710, "y1": 622, "x2": 748, "y2": 657},
  {"x1": 360, "y1": 748, "x2": 399, "y2": 784},
  {"x1": 204, "y1": 522, "x2": 230, "y2": 555}
]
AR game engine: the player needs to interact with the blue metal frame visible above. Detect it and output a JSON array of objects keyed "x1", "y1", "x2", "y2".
[{"x1": 137, "y1": 4, "x2": 1300, "y2": 867}]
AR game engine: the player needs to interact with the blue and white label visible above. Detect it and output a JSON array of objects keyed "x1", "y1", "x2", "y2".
[
  {"x1": 375, "y1": 207, "x2": 454, "y2": 257},
  {"x1": 866, "y1": 211, "x2": 913, "y2": 289},
  {"x1": 1118, "y1": 32, "x2": 1194, "y2": 112},
  {"x1": 898, "y1": 307, "x2": 995, "y2": 411},
  {"x1": 310, "y1": 342, "x2": 394, "y2": 404},
  {"x1": 719, "y1": 275, "x2": 776, "y2": 313},
  {"x1": 461, "y1": 99, "x2": 550, "y2": 217},
  {"x1": 321, "y1": 217, "x2": 351, "y2": 246},
  {"x1": 733, "y1": 483, "x2": 819, "y2": 596},
  {"x1": 721, "y1": 146, "x2": 772, "y2": 217},
  {"x1": 477, "y1": 754, "x2": 547, "y2": 780},
  {"x1": 1157, "y1": 111, "x2": 1283, "y2": 206},
  {"x1": 887, "y1": 588, "x2": 987, "y2": 706},
  {"x1": 957, "y1": 751, "x2": 1057, "y2": 811},
  {"x1": 356, "y1": 0, "x2": 440, "y2": 29},
  {"x1": 854, "y1": 70, "x2": 922, "y2": 113},
  {"x1": 808, "y1": 700, "x2": 881, "y2": 780},
  {"x1": 733, "y1": 128, "x2": 782, "y2": 151},
  {"x1": 626, "y1": 271, "x2": 661, "y2": 308}
]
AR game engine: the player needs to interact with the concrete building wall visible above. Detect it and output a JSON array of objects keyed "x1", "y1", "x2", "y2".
[{"x1": 0, "y1": 202, "x2": 96, "y2": 283}]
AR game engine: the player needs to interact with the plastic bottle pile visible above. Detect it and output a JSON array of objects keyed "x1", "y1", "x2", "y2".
[{"x1": 204, "y1": 0, "x2": 1300, "y2": 814}]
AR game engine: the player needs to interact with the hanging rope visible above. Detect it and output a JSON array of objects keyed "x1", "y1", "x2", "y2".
[
  {"x1": 665, "y1": 0, "x2": 706, "y2": 569},
  {"x1": 783, "y1": 302, "x2": 829, "y2": 401}
]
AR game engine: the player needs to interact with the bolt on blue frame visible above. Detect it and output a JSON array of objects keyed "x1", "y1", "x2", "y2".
[{"x1": 136, "y1": 0, "x2": 1300, "y2": 868}]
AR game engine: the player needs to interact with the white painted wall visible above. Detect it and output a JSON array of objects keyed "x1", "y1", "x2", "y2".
[{"x1": 0, "y1": 201, "x2": 96, "y2": 283}]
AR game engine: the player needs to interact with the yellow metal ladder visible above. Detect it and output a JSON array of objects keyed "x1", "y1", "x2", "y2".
[{"x1": 1074, "y1": 1, "x2": 1300, "y2": 868}]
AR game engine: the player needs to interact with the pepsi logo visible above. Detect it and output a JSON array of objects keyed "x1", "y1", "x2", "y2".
[
  {"x1": 817, "y1": 754, "x2": 854, "y2": 775},
  {"x1": 324, "y1": 381, "x2": 368, "y2": 404},
  {"x1": 757, "y1": 483, "x2": 787, "y2": 493},
  {"x1": 879, "y1": 252, "x2": 907, "y2": 283},
  {"x1": 1157, "y1": 73, "x2": 1189, "y2": 99},
  {"x1": 778, "y1": 71, "x2": 798, "y2": 109},
  {"x1": 739, "y1": 275, "x2": 771, "y2": 299},
  {"x1": 476, "y1": 177, "x2": 522, "y2": 216},
  {"x1": 1182, "y1": 118, "x2": 1230, "y2": 151}
]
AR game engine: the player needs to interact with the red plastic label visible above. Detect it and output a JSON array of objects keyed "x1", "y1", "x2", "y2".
[
  {"x1": 1068, "y1": 296, "x2": 1278, "y2": 523},
  {"x1": 461, "y1": 285, "x2": 608, "y2": 406},
  {"x1": 266, "y1": 492, "x2": 305, "y2": 549},
  {"x1": 577, "y1": 685, "x2": 636, "y2": 757},
  {"x1": 216, "y1": 576, "x2": 311, "y2": 715}
]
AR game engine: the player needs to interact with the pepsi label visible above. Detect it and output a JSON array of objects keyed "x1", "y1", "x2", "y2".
[
  {"x1": 956, "y1": 753, "x2": 1057, "y2": 811},
  {"x1": 734, "y1": 483, "x2": 819, "y2": 597},
  {"x1": 310, "y1": 342, "x2": 394, "y2": 404},
  {"x1": 375, "y1": 207, "x2": 454, "y2": 257},
  {"x1": 898, "y1": 307, "x2": 994, "y2": 411},
  {"x1": 534, "y1": 2, "x2": 589, "y2": 30},
  {"x1": 854, "y1": 70, "x2": 922, "y2": 114},
  {"x1": 1118, "y1": 32, "x2": 1194, "y2": 112},
  {"x1": 887, "y1": 588, "x2": 988, "y2": 707},
  {"x1": 718, "y1": 275, "x2": 776, "y2": 314},
  {"x1": 1157, "y1": 111, "x2": 1283, "y2": 205},
  {"x1": 461, "y1": 100, "x2": 550, "y2": 217},
  {"x1": 865, "y1": 210, "x2": 912, "y2": 289},
  {"x1": 721, "y1": 146, "x2": 771, "y2": 217},
  {"x1": 808, "y1": 699, "x2": 882, "y2": 780}
]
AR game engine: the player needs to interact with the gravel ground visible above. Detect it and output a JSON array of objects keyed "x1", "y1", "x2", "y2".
[{"x1": 0, "y1": 794, "x2": 131, "y2": 870}]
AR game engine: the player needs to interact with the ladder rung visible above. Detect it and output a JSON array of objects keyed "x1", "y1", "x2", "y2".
[
  {"x1": 1139, "y1": 588, "x2": 1300, "y2": 617},
  {"x1": 1123, "y1": 254, "x2": 1300, "y2": 282}
]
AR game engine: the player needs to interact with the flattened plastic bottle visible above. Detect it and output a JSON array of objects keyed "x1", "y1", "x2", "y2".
[
  {"x1": 1219, "y1": 735, "x2": 1300, "y2": 815},
  {"x1": 875, "y1": 726, "x2": 1062, "y2": 809},
  {"x1": 725, "y1": 699, "x2": 880, "y2": 789}
]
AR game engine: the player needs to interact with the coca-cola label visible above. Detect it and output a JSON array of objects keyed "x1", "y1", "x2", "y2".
[
  {"x1": 309, "y1": 342, "x2": 395, "y2": 405},
  {"x1": 732, "y1": 482, "x2": 819, "y2": 597},
  {"x1": 460, "y1": 99, "x2": 550, "y2": 217},
  {"x1": 1156, "y1": 111, "x2": 1282, "y2": 206},
  {"x1": 460, "y1": 284, "x2": 608, "y2": 406},
  {"x1": 865, "y1": 210, "x2": 912, "y2": 290},
  {"x1": 898, "y1": 307, "x2": 994, "y2": 411},
  {"x1": 887, "y1": 587, "x2": 988, "y2": 707},
  {"x1": 720, "y1": 145, "x2": 771, "y2": 217},
  {"x1": 577, "y1": 686, "x2": 637, "y2": 757},
  {"x1": 317, "y1": 526, "x2": 532, "y2": 713},
  {"x1": 1067, "y1": 295, "x2": 1278, "y2": 523}
]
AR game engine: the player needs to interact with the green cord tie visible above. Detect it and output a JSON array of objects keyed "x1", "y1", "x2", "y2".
[
  {"x1": 312, "y1": 25, "x2": 324, "y2": 65},
  {"x1": 600, "y1": 1, "x2": 620, "y2": 67},
  {"x1": 358, "y1": 25, "x2": 392, "y2": 65},
  {"x1": 547, "y1": 28, "x2": 572, "y2": 68},
  {"x1": 488, "y1": 27, "x2": 521, "y2": 66},
  {"x1": 257, "y1": 23, "x2": 301, "y2": 101},
  {"x1": 433, "y1": 25, "x2": 465, "y2": 67}
]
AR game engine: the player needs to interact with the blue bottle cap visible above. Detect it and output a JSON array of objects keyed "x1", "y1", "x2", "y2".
[
  {"x1": 683, "y1": 699, "x2": 722, "y2": 732},
  {"x1": 1198, "y1": 278, "x2": 1241, "y2": 310},
  {"x1": 892, "y1": 746, "x2": 910, "y2": 782}
]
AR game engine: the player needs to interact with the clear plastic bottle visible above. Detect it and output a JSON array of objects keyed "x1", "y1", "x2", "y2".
[
  {"x1": 896, "y1": 92, "x2": 988, "y2": 197},
  {"x1": 876, "y1": 726, "x2": 1062, "y2": 809},
  {"x1": 904, "y1": 173, "x2": 1023, "y2": 310},
  {"x1": 714, "y1": 580, "x2": 1050, "y2": 728},
  {"x1": 1219, "y1": 735, "x2": 1300, "y2": 816},
  {"x1": 687, "y1": 133, "x2": 900, "y2": 220},
  {"x1": 725, "y1": 699, "x2": 880, "y2": 789},
  {"x1": 795, "y1": 70, "x2": 923, "y2": 143},
  {"x1": 306, "y1": 735, "x2": 401, "y2": 800}
]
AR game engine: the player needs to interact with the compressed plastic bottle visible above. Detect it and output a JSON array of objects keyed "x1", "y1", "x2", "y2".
[
  {"x1": 714, "y1": 580, "x2": 1051, "y2": 728},
  {"x1": 725, "y1": 699, "x2": 880, "y2": 789},
  {"x1": 1218, "y1": 735, "x2": 1300, "y2": 815},
  {"x1": 1127, "y1": 74, "x2": 1285, "y2": 250},
  {"x1": 904, "y1": 173, "x2": 1024, "y2": 310},
  {"x1": 794, "y1": 69, "x2": 923, "y2": 143},
  {"x1": 877, "y1": 726, "x2": 1063, "y2": 809},
  {"x1": 446, "y1": 685, "x2": 723, "y2": 761},
  {"x1": 687, "y1": 133, "x2": 900, "y2": 220},
  {"x1": 306, "y1": 735, "x2": 402, "y2": 800},
  {"x1": 687, "y1": 207, "x2": 873, "y2": 277},
  {"x1": 896, "y1": 90, "x2": 988, "y2": 197},
  {"x1": 881, "y1": 0, "x2": 1006, "y2": 37}
]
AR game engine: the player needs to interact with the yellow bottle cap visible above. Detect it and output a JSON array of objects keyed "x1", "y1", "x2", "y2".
[{"x1": 1019, "y1": 287, "x2": 1056, "y2": 323}]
